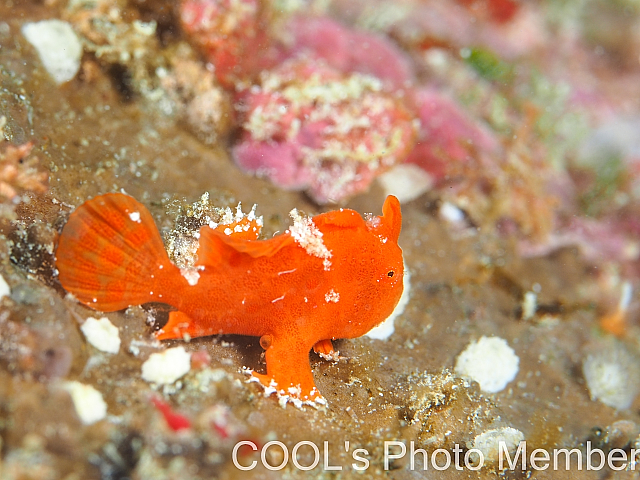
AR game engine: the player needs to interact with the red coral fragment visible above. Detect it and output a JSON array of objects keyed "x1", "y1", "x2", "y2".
[
  {"x1": 456, "y1": 0, "x2": 520, "y2": 24},
  {"x1": 151, "y1": 396, "x2": 191, "y2": 432},
  {"x1": 180, "y1": 0, "x2": 271, "y2": 87}
]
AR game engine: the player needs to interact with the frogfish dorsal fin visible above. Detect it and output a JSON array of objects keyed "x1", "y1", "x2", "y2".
[
  {"x1": 195, "y1": 226, "x2": 295, "y2": 267},
  {"x1": 369, "y1": 195, "x2": 402, "y2": 242},
  {"x1": 312, "y1": 208, "x2": 365, "y2": 230}
]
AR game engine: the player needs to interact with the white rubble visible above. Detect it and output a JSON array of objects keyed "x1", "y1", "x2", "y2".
[
  {"x1": 141, "y1": 346, "x2": 191, "y2": 385},
  {"x1": 583, "y1": 346, "x2": 639, "y2": 410},
  {"x1": 377, "y1": 163, "x2": 433, "y2": 203},
  {"x1": 80, "y1": 317, "x2": 121, "y2": 354},
  {"x1": 63, "y1": 381, "x2": 107, "y2": 425},
  {"x1": 21, "y1": 20, "x2": 82, "y2": 84},
  {"x1": 0, "y1": 273, "x2": 10, "y2": 299},
  {"x1": 471, "y1": 427, "x2": 525, "y2": 463},
  {"x1": 454, "y1": 336, "x2": 519, "y2": 393}
]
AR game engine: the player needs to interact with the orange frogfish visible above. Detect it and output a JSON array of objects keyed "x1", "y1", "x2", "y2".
[{"x1": 55, "y1": 193, "x2": 404, "y2": 404}]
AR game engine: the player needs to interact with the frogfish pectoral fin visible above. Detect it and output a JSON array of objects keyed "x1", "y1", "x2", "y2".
[
  {"x1": 251, "y1": 337, "x2": 324, "y2": 404},
  {"x1": 156, "y1": 310, "x2": 201, "y2": 341},
  {"x1": 313, "y1": 339, "x2": 341, "y2": 361}
]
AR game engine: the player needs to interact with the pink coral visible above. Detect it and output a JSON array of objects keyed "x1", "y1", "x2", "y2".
[
  {"x1": 179, "y1": 5, "x2": 420, "y2": 201},
  {"x1": 277, "y1": 16, "x2": 415, "y2": 90},
  {"x1": 232, "y1": 58, "x2": 417, "y2": 203},
  {"x1": 180, "y1": 5, "x2": 415, "y2": 91},
  {"x1": 518, "y1": 216, "x2": 638, "y2": 264},
  {"x1": 406, "y1": 88, "x2": 500, "y2": 182},
  {"x1": 331, "y1": 0, "x2": 544, "y2": 60}
]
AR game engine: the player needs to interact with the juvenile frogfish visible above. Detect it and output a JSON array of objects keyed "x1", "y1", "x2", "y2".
[{"x1": 55, "y1": 193, "x2": 404, "y2": 404}]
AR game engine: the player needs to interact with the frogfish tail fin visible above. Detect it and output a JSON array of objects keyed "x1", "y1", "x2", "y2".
[{"x1": 56, "y1": 193, "x2": 177, "y2": 311}]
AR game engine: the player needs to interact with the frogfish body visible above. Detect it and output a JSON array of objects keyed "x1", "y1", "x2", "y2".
[{"x1": 56, "y1": 193, "x2": 404, "y2": 404}]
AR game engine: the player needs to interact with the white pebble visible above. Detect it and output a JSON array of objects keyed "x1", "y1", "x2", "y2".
[
  {"x1": 471, "y1": 427, "x2": 525, "y2": 463},
  {"x1": 21, "y1": 20, "x2": 82, "y2": 84},
  {"x1": 81, "y1": 317, "x2": 121, "y2": 354},
  {"x1": 439, "y1": 202, "x2": 465, "y2": 224},
  {"x1": 141, "y1": 346, "x2": 191, "y2": 385},
  {"x1": 0, "y1": 273, "x2": 10, "y2": 299},
  {"x1": 583, "y1": 347, "x2": 639, "y2": 410},
  {"x1": 377, "y1": 164, "x2": 433, "y2": 203},
  {"x1": 63, "y1": 381, "x2": 107, "y2": 425},
  {"x1": 521, "y1": 291, "x2": 537, "y2": 320},
  {"x1": 455, "y1": 336, "x2": 519, "y2": 393}
]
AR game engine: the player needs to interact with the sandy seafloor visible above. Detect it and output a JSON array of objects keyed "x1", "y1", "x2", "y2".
[{"x1": 2, "y1": 1, "x2": 640, "y2": 479}]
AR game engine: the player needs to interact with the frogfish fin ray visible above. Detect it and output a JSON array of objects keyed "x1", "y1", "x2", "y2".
[
  {"x1": 56, "y1": 193, "x2": 179, "y2": 311},
  {"x1": 195, "y1": 226, "x2": 295, "y2": 267}
]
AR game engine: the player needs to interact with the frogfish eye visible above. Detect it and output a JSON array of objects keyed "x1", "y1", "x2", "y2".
[{"x1": 387, "y1": 271, "x2": 394, "y2": 278}]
